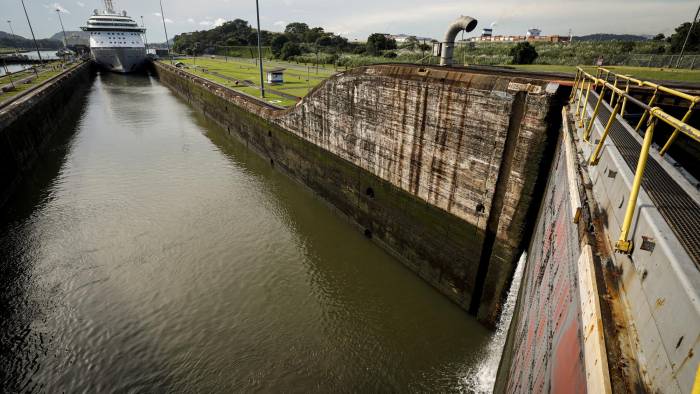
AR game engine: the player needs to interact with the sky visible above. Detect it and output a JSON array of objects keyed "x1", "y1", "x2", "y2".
[{"x1": 1, "y1": 0, "x2": 697, "y2": 42}]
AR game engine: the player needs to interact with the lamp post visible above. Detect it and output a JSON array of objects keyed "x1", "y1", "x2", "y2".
[
  {"x1": 677, "y1": 1, "x2": 700, "y2": 68},
  {"x1": 20, "y1": 0, "x2": 42, "y2": 62},
  {"x1": 56, "y1": 9, "x2": 68, "y2": 48},
  {"x1": 159, "y1": 0, "x2": 173, "y2": 64},
  {"x1": 141, "y1": 16, "x2": 149, "y2": 51},
  {"x1": 255, "y1": 0, "x2": 265, "y2": 98},
  {"x1": 7, "y1": 20, "x2": 19, "y2": 54}
]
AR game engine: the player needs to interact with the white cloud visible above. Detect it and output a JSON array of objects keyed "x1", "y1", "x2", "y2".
[
  {"x1": 76, "y1": 1, "x2": 85, "y2": 7},
  {"x1": 164, "y1": 18, "x2": 174, "y2": 24},
  {"x1": 273, "y1": 20, "x2": 287, "y2": 27},
  {"x1": 154, "y1": 12, "x2": 162, "y2": 17},
  {"x1": 52, "y1": 2, "x2": 70, "y2": 13},
  {"x1": 199, "y1": 18, "x2": 225, "y2": 28},
  {"x1": 187, "y1": 18, "x2": 195, "y2": 24}
]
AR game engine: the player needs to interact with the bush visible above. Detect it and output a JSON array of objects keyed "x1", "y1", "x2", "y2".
[
  {"x1": 383, "y1": 51, "x2": 397, "y2": 58},
  {"x1": 509, "y1": 42, "x2": 538, "y2": 64}
]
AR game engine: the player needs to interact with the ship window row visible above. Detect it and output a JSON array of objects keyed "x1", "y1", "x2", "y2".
[{"x1": 92, "y1": 32, "x2": 140, "y2": 36}]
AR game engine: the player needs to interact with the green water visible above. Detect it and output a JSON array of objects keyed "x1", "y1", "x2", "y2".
[{"x1": 0, "y1": 71, "x2": 490, "y2": 392}]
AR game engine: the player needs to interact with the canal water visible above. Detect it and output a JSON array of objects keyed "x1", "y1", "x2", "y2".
[{"x1": 0, "y1": 72, "x2": 490, "y2": 392}]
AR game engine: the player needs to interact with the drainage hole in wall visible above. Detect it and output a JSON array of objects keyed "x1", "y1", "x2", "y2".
[
  {"x1": 475, "y1": 202, "x2": 485, "y2": 214},
  {"x1": 676, "y1": 336, "x2": 684, "y2": 349},
  {"x1": 268, "y1": 130, "x2": 272, "y2": 137},
  {"x1": 270, "y1": 158, "x2": 274, "y2": 166},
  {"x1": 364, "y1": 229, "x2": 372, "y2": 239},
  {"x1": 365, "y1": 187, "x2": 375, "y2": 198}
]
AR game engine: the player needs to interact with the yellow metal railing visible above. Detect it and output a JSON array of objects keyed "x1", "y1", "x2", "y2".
[{"x1": 571, "y1": 67, "x2": 700, "y2": 254}]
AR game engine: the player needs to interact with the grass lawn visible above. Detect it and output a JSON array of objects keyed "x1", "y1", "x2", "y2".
[
  {"x1": 177, "y1": 57, "x2": 339, "y2": 107},
  {"x1": 0, "y1": 68, "x2": 63, "y2": 103},
  {"x1": 181, "y1": 65, "x2": 298, "y2": 107},
  {"x1": 506, "y1": 64, "x2": 700, "y2": 83},
  {"x1": 172, "y1": 57, "x2": 699, "y2": 108}
]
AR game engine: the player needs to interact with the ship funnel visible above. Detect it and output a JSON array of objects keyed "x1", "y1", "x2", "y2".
[
  {"x1": 104, "y1": 0, "x2": 115, "y2": 13},
  {"x1": 440, "y1": 15, "x2": 478, "y2": 66}
]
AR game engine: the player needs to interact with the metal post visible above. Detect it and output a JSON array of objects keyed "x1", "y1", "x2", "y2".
[
  {"x1": 590, "y1": 102, "x2": 621, "y2": 165},
  {"x1": 659, "y1": 103, "x2": 696, "y2": 156},
  {"x1": 159, "y1": 0, "x2": 173, "y2": 64},
  {"x1": 255, "y1": 0, "x2": 265, "y2": 98},
  {"x1": 616, "y1": 119, "x2": 657, "y2": 254},
  {"x1": 677, "y1": 1, "x2": 700, "y2": 68},
  {"x1": 3, "y1": 59, "x2": 15, "y2": 89},
  {"x1": 21, "y1": 0, "x2": 43, "y2": 62}
]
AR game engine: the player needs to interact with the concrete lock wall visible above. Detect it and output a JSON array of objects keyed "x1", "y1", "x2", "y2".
[
  {"x1": 153, "y1": 62, "x2": 563, "y2": 325},
  {"x1": 0, "y1": 62, "x2": 94, "y2": 207}
]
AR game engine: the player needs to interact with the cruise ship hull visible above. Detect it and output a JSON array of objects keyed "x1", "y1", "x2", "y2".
[{"x1": 92, "y1": 47, "x2": 145, "y2": 73}]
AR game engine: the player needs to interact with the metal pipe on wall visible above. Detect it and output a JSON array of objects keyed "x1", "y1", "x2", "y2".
[{"x1": 440, "y1": 16, "x2": 478, "y2": 66}]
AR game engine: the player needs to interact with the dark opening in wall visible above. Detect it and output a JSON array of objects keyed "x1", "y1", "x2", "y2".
[
  {"x1": 365, "y1": 187, "x2": 375, "y2": 198},
  {"x1": 268, "y1": 130, "x2": 272, "y2": 137},
  {"x1": 475, "y1": 202, "x2": 485, "y2": 214},
  {"x1": 364, "y1": 229, "x2": 372, "y2": 239},
  {"x1": 270, "y1": 158, "x2": 274, "y2": 166}
]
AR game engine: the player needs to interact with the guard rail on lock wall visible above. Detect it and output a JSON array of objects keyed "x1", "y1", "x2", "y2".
[{"x1": 569, "y1": 67, "x2": 700, "y2": 254}]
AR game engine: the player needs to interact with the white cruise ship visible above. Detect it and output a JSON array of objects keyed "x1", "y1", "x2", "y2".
[{"x1": 81, "y1": 0, "x2": 146, "y2": 73}]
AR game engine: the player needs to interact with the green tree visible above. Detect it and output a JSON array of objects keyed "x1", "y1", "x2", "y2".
[
  {"x1": 280, "y1": 41, "x2": 302, "y2": 60},
  {"x1": 509, "y1": 42, "x2": 538, "y2": 64},
  {"x1": 653, "y1": 33, "x2": 666, "y2": 41},
  {"x1": 401, "y1": 36, "x2": 420, "y2": 51},
  {"x1": 366, "y1": 33, "x2": 397, "y2": 56},
  {"x1": 669, "y1": 22, "x2": 700, "y2": 53},
  {"x1": 271, "y1": 35, "x2": 289, "y2": 58},
  {"x1": 285, "y1": 22, "x2": 309, "y2": 42}
]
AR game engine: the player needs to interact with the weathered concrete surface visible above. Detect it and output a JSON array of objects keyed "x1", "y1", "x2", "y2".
[
  {"x1": 495, "y1": 125, "x2": 588, "y2": 392},
  {"x1": 153, "y1": 62, "x2": 563, "y2": 326},
  {"x1": 0, "y1": 62, "x2": 93, "y2": 207}
]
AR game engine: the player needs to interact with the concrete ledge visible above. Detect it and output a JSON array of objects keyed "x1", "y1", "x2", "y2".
[{"x1": 578, "y1": 243, "x2": 613, "y2": 394}]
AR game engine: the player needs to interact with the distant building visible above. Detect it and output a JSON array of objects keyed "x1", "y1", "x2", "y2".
[
  {"x1": 526, "y1": 28, "x2": 541, "y2": 38},
  {"x1": 469, "y1": 29, "x2": 569, "y2": 43},
  {"x1": 267, "y1": 68, "x2": 285, "y2": 84},
  {"x1": 385, "y1": 34, "x2": 436, "y2": 43}
]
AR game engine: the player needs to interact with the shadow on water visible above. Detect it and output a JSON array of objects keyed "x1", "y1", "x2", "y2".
[
  {"x1": 0, "y1": 70, "x2": 174, "y2": 392},
  {"x1": 0, "y1": 71, "x2": 93, "y2": 392}
]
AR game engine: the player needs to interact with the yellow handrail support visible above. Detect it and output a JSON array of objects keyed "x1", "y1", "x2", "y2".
[
  {"x1": 570, "y1": 70, "x2": 581, "y2": 101},
  {"x1": 585, "y1": 84, "x2": 606, "y2": 141},
  {"x1": 590, "y1": 101, "x2": 622, "y2": 166},
  {"x1": 616, "y1": 119, "x2": 657, "y2": 254},
  {"x1": 651, "y1": 106, "x2": 700, "y2": 144},
  {"x1": 635, "y1": 90, "x2": 658, "y2": 131},
  {"x1": 621, "y1": 78, "x2": 631, "y2": 117},
  {"x1": 578, "y1": 80, "x2": 591, "y2": 127},
  {"x1": 659, "y1": 103, "x2": 697, "y2": 156}
]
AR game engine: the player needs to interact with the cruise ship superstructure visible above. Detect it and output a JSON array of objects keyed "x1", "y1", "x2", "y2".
[{"x1": 81, "y1": 0, "x2": 146, "y2": 73}]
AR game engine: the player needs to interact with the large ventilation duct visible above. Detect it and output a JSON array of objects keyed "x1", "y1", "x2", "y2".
[{"x1": 440, "y1": 16, "x2": 478, "y2": 66}]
